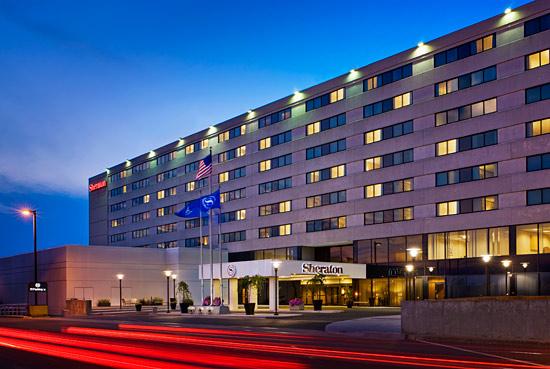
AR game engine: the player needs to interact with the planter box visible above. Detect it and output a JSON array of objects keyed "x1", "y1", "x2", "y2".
[{"x1": 289, "y1": 304, "x2": 304, "y2": 311}]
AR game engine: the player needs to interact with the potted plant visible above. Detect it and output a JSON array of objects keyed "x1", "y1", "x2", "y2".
[
  {"x1": 177, "y1": 280, "x2": 194, "y2": 313},
  {"x1": 342, "y1": 287, "x2": 354, "y2": 308},
  {"x1": 97, "y1": 298, "x2": 111, "y2": 307},
  {"x1": 170, "y1": 298, "x2": 177, "y2": 311},
  {"x1": 135, "y1": 302, "x2": 142, "y2": 311},
  {"x1": 241, "y1": 275, "x2": 265, "y2": 315},
  {"x1": 289, "y1": 298, "x2": 304, "y2": 311},
  {"x1": 307, "y1": 273, "x2": 325, "y2": 311}
]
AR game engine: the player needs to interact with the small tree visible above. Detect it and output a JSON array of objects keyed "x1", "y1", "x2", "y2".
[
  {"x1": 307, "y1": 273, "x2": 325, "y2": 301},
  {"x1": 241, "y1": 275, "x2": 265, "y2": 304},
  {"x1": 177, "y1": 280, "x2": 193, "y2": 304}
]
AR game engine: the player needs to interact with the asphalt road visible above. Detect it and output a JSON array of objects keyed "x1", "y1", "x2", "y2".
[{"x1": 0, "y1": 313, "x2": 548, "y2": 369}]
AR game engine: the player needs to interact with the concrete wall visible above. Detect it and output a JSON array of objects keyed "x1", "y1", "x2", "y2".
[{"x1": 401, "y1": 297, "x2": 550, "y2": 343}]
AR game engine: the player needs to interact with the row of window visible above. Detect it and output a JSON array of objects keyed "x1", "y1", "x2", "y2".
[
  {"x1": 526, "y1": 49, "x2": 549, "y2": 70},
  {"x1": 305, "y1": 88, "x2": 345, "y2": 112},
  {"x1": 365, "y1": 149, "x2": 413, "y2": 171},
  {"x1": 364, "y1": 63, "x2": 412, "y2": 91},
  {"x1": 219, "y1": 209, "x2": 246, "y2": 223},
  {"x1": 306, "y1": 165, "x2": 346, "y2": 184},
  {"x1": 434, "y1": 34, "x2": 495, "y2": 68},
  {"x1": 306, "y1": 191, "x2": 346, "y2": 208},
  {"x1": 258, "y1": 108, "x2": 292, "y2": 128},
  {"x1": 526, "y1": 152, "x2": 550, "y2": 172},
  {"x1": 259, "y1": 130, "x2": 292, "y2": 150},
  {"x1": 364, "y1": 120, "x2": 413, "y2": 145},
  {"x1": 306, "y1": 216, "x2": 347, "y2": 232},
  {"x1": 525, "y1": 82, "x2": 550, "y2": 104},
  {"x1": 524, "y1": 13, "x2": 550, "y2": 37},
  {"x1": 365, "y1": 178, "x2": 413, "y2": 198},
  {"x1": 306, "y1": 113, "x2": 346, "y2": 136},
  {"x1": 365, "y1": 207, "x2": 413, "y2": 225},
  {"x1": 306, "y1": 139, "x2": 346, "y2": 160},
  {"x1": 218, "y1": 146, "x2": 246, "y2": 163},
  {"x1": 435, "y1": 98, "x2": 496, "y2": 126},
  {"x1": 218, "y1": 125, "x2": 246, "y2": 143},
  {"x1": 259, "y1": 201, "x2": 291, "y2": 216},
  {"x1": 436, "y1": 195, "x2": 498, "y2": 216},
  {"x1": 363, "y1": 92, "x2": 412, "y2": 118},
  {"x1": 435, "y1": 66, "x2": 496, "y2": 97},
  {"x1": 436, "y1": 163, "x2": 497, "y2": 186},
  {"x1": 436, "y1": 130, "x2": 497, "y2": 156},
  {"x1": 527, "y1": 188, "x2": 550, "y2": 206},
  {"x1": 259, "y1": 154, "x2": 292, "y2": 172},
  {"x1": 259, "y1": 224, "x2": 292, "y2": 238}
]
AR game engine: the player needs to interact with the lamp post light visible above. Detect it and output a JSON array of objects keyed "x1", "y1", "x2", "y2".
[
  {"x1": 171, "y1": 274, "x2": 177, "y2": 309},
  {"x1": 116, "y1": 274, "x2": 124, "y2": 309},
  {"x1": 163, "y1": 270, "x2": 172, "y2": 313},
  {"x1": 272, "y1": 260, "x2": 281, "y2": 316},
  {"x1": 482, "y1": 255, "x2": 492, "y2": 296},
  {"x1": 407, "y1": 248, "x2": 420, "y2": 300},
  {"x1": 405, "y1": 264, "x2": 414, "y2": 300},
  {"x1": 501, "y1": 260, "x2": 511, "y2": 296},
  {"x1": 20, "y1": 209, "x2": 38, "y2": 305},
  {"x1": 428, "y1": 266, "x2": 434, "y2": 273}
]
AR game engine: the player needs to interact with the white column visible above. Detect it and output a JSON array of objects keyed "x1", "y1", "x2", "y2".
[
  {"x1": 229, "y1": 278, "x2": 238, "y2": 311},
  {"x1": 268, "y1": 277, "x2": 277, "y2": 312}
]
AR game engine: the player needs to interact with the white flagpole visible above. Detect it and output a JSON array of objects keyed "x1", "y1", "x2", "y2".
[
  {"x1": 208, "y1": 148, "x2": 214, "y2": 306},
  {"x1": 199, "y1": 189, "x2": 204, "y2": 304}
]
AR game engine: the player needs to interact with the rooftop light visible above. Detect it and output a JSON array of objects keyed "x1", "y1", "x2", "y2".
[{"x1": 504, "y1": 7, "x2": 512, "y2": 14}]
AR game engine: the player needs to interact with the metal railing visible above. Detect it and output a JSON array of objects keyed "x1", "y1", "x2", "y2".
[{"x1": 0, "y1": 304, "x2": 28, "y2": 316}]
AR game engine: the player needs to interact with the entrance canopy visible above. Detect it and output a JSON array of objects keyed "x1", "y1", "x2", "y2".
[{"x1": 200, "y1": 259, "x2": 367, "y2": 280}]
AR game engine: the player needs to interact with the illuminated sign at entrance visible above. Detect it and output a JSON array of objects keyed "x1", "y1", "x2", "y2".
[
  {"x1": 28, "y1": 282, "x2": 47, "y2": 293},
  {"x1": 89, "y1": 180, "x2": 107, "y2": 192},
  {"x1": 301, "y1": 263, "x2": 344, "y2": 275}
]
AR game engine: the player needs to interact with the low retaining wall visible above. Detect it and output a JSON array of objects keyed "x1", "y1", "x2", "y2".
[{"x1": 401, "y1": 297, "x2": 550, "y2": 343}]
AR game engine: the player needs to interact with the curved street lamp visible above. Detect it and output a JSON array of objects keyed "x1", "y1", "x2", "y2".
[
  {"x1": 20, "y1": 209, "x2": 38, "y2": 305},
  {"x1": 163, "y1": 270, "x2": 172, "y2": 313},
  {"x1": 272, "y1": 260, "x2": 281, "y2": 316}
]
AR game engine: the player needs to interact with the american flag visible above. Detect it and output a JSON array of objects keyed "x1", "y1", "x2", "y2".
[{"x1": 195, "y1": 153, "x2": 212, "y2": 180}]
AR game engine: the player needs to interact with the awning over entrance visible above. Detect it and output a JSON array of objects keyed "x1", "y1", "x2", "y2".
[{"x1": 200, "y1": 259, "x2": 367, "y2": 280}]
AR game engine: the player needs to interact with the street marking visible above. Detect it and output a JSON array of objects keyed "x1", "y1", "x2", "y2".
[
  {"x1": 510, "y1": 352, "x2": 543, "y2": 356},
  {"x1": 417, "y1": 339, "x2": 544, "y2": 367}
]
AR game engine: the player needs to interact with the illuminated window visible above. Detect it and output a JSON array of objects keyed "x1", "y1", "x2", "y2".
[
  {"x1": 365, "y1": 184, "x2": 382, "y2": 198},
  {"x1": 132, "y1": 211, "x2": 150, "y2": 223},
  {"x1": 259, "y1": 159, "x2": 271, "y2": 172},
  {"x1": 306, "y1": 165, "x2": 345, "y2": 184},
  {"x1": 526, "y1": 118, "x2": 550, "y2": 137},
  {"x1": 434, "y1": 34, "x2": 495, "y2": 67},
  {"x1": 218, "y1": 145, "x2": 246, "y2": 162},
  {"x1": 201, "y1": 139, "x2": 209, "y2": 149},
  {"x1": 259, "y1": 201, "x2": 292, "y2": 216},
  {"x1": 363, "y1": 63, "x2": 412, "y2": 91},
  {"x1": 157, "y1": 223, "x2": 177, "y2": 234},
  {"x1": 132, "y1": 228, "x2": 148, "y2": 239},
  {"x1": 365, "y1": 178, "x2": 412, "y2": 198},
  {"x1": 436, "y1": 163, "x2": 498, "y2": 186},
  {"x1": 435, "y1": 98, "x2": 497, "y2": 126},
  {"x1": 111, "y1": 218, "x2": 125, "y2": 228},
  {"x1": 157, "y1": 205, "x2": 176, "y2": 217},
  {"x1": 220, "y1": 188, "x2": 245, "y2": 203},
  {"x1": 306, "y1": 122, "x2": 320, "y2": 136},
  {"x1": 218, "y1": 125, "x2": 246, "y2": 143},
  {"x1": 259, "y1": 137, "x2": 271, "y2": 150},
  {"x1": 306, "y1": 216, "x2": 346, "y2": 232},
  {"x1": 437, "y1": 196, "x2": 498, "y2": 216},
  {"x1": 436, "y1": 140, "x2": 457, "y2": 156},
  {"x1": 305, "y1": 88, "x2": 345, "y2": 111},
  {"x1": 435, "y1": 66, "x2": 496, "y2": 97},
  {"x1": 218, "y1": 172, "x2": 229, "y2": 183},
  {"x1": 259, "y1": 131, "x2": 291, "y2": 150},
  {"x1": 364, "y1": 92, "x2": 412, "y2": 118},
  {"x1": 306, "y1": 191, "x2": 345, "y2": 208},
  {"x1": 258, "y1": 108, "x2": 291, "y2": 128}
]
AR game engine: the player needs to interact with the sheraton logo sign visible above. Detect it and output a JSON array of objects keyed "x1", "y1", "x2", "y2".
[
  {"x1": 89, "y1": 180, "x2": 107, "y2": 192},
  {"x1": 301, "y1": 263, "x2": 344, "y2": 275}
]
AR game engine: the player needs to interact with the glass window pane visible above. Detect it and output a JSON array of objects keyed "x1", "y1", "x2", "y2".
[{"x1": 516, "y1": 224, "x2": 538, "y2": 255}]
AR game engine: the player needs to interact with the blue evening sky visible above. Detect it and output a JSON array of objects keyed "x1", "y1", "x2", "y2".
[{"x1": 0, "y1": 0, "x2": 530, "y2": 257}]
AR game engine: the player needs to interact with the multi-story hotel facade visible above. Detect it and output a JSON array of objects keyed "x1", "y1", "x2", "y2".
[{"x1": 89, "y1": 1, "x2": 550, "y2": 307}]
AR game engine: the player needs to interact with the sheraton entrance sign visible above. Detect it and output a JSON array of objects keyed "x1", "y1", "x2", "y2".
[{"x1": 301, "y1": 263, "x2": 344, "y2": 275}]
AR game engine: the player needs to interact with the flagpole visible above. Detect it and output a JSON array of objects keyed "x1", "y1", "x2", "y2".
[
  {"x1": 199, "y1": 189, "x2": 204, "y2": 304},
  {"x1": 218, "y1": 207, "x2": 223, "y2": 305},
  {"x1": 208, "y1": 148, "x2": 214, "y2": 306}
]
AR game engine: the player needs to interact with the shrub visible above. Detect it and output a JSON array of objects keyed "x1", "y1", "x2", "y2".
[
  {"x1": 289, "y1": 298, "x2": 303, "y2": 307},
  {"x1": 97, "y1": 299, "x2": 111, "y2": 307}
]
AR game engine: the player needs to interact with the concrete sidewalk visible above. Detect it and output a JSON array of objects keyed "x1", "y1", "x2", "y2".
[{"x1": 325, "y1": 314, "x2": 402, "y2": 339}]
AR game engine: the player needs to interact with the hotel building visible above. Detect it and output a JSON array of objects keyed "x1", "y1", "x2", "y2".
[{"x1": 89, "y1": 1, "x2": 550, "y2": 307}]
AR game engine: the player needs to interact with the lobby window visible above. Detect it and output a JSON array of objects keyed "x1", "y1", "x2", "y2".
[
  {"x1": 111, "y1": 217, "x2": 125, "y2": 228},
  {"x1": 110, "y1": 233, "x2": 125, "y2": 243},
  {"x1": 434, "y1": 34, "x2": 495, "y2": 67},
  {"x1": 524, "y1": 13, "x2": 550, "y2": 37},
  {"x1": 363, "y1": 92, "x2": 412, "y2": 118},
  {"x1": 110, "y1": 185, "x2": 127, "y2": 197},
  {"x1": 306, "y1": 190, "x2": 346, "y2": 208},
  {"x1": 185, "y1": 236, "x2": 208, "y2": 247},
  {"x1": 132, "y1": 161, "x2": 150, "y2": 174},
  {"x1": 526, "y1": 49, "x2": 549, "y2": 70},
  {"x1": 219, "y1": 167, "x2": 246, "y2": 183},
  {"x1": 157, "y1": 186, "x2": 176, "y2": 200},
  {"x1": 365, "y1": 149, "x2": 413, "y2": 171},
  {"x1": 132, "y1": 211, "x2": 150, "y2": 223},
  {"x1": 527, "y1": 188, "x2": 550, "y2": 206},
  {"x1": 131, "y1": 194, "x2": 150, "y2": 206},
  {"x1": 218, "y1": 145, "x2": 246, "y2": 163},
  {"x1": 305, "y1": 88, "x2": 345, "y2": 112},
  {"x1": 363, "y1": 63, "x2": 412, "y2": 91},
  {"x1": 185, "y1": 216, "x2": 208, "y2": 229},
  {"x1": 436, "y1": 163, "x2": 497, "y2": 186},
  {"x1": 435, "y1": 98, "x2": 497, "y2": 126},
  {"x1": 220, "y1": 188, "x2": 245, "y2": 203},
  {"x1": 259, "y1": 154, "x2": 292, "y2": 172},
  {"x1": 428, "y1": 227, "x2": 509, "y2": 260},
  {"x1": 157, "y1": 205, "x2": 176, "y2": 217},
  {"x1": 219, "y1": 209, "x2": 246, "y2": 223},
  {"x1": 218, "y1": 125, "x2": 246, "y2": 143},
  {"x1": 435, "y1": 66, "x2": 496, "y2": 97},
  {"x1": 132, "y1": 228, "x2": 148, "y2": 239},
  {"x1": 306, "y1": 113, "x2": 346, "y2": 136},
  {"x1": 526, "y1": 83, "x2": 550, "y2": 104},
  {"x1": 306, "y1": 139, "x2": 346, "y2": 160},
  {"x1": 259, "y1": 224, "x2": 291, "y2": 238},
  {"x1": 131, "y1": 178, "x2": 150, "y2": 191},
  {"x1": 185, "y1": 178, "x2": 207, "y2": 192},
  {"x1": 259, "y1": 177, "x2": 292, "y2": 194},
  {"x1": 157, "y1": 168, "x2": 177, "y2": 182},
  {"x1": 157, "y1": 223, "x2": 177, "y2": 234},
  {"x1": 157, "y1": 241, "x2": 177, "y2": 249},
  {"x1": 185, "y1": 139, "x2": 209, "y2": 155},
  {"x1": 306, "y1": 164, "x2": 345, "y2": 184},
  {"x1": 365, "y1": 178, "x2": 413, "y2": 198},
  {"x1": 364, "y1": 120, "x2": 413, "y2": 145},
  {"x1": 526, "y1": 118, "x2": 550, "y2": 137},
  {"x1": 110, "y1": 202, "x2": 126, "y2": 212},
  {"x1": 258, "y1": 108, "x2": 291, "y2": 129},
  {"x1": 517, "y1": 223, "x2": 550, "y2": 255},
  {"x1": 527, "y1": 153, "x2": 550, "y2": 172},
  {"x1": 221, "y1": 230, "x2": 246, "y2": 243},
  {"x1": 437, "y1": 195, "x2": 498, "y2": 216},
  {"x1": 306, "y1": 216, "x2": 346, "y2": 232},
  {"x1": 436, "y1": 130, "x2": 497, "y2": 157},
  {"x1": 364, "y1": 207, "x2": 413, "y2": 225},
  {"x1": 259, "y1": 201, "x2": 291, "y2": 216},
  {"x1": 259, "y1": 130, "x2": 291, "y2": 150},
  {"x1": 157, "y1": 151, "x2": 177, "y2": 166}
]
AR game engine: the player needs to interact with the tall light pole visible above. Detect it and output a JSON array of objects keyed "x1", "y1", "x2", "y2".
[
  {"x1": 20, "y1": 209, "x2": 38, "y2": 305},
  {"x1": 163, "y1": 270, "x2": 172, "y2": 313},
  {"x1": 116, "y1": 274, "x2": 124, "y2": 309},
  {"x1": 172, "y1": 274, "x2": 177, "y2": 308},
  {"x1": 521, "y1": 262, "x2": 529, "y2": 295},
  {"x1": 481, "y1": 255, "x2": 492, "y2": 296},
  {"x1": 272, "y1": 260, "x2": 281, "y2": 316},
  {"x1": 405, "y1": 264, "x2": 414, "y2": 300},
  {"x1": 407, "y1": 248, "x2": 420, "y2": 300},
  {"x1": 501, "y1": 260, "x2": 511, "y2": 296}
]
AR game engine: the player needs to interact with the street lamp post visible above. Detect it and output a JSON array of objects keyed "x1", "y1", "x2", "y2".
[
  {"x1": 501, "y1": 260, "x2": 511, "y2": 296},
  {"x1": 272, "y1": 260, "x2": 281, "y2": 316},
  {"x1": 405, "y1": 264, "x2": 414, "y2": 301},
  {"x1": 116, "y1": 274, "x2": 124, "y2": 309},
  {"x1": 163, "y1": 270, "x2": 172, "y2": 313},
  {"x1": 20, "y1": 209, "x2": 38, "y2": 305},
  {"x1": 172, "y1": 274, "x2": 177, "y2": 309},
  {"x1": 482, "y1": 255, "x2": 492, "y2": 296},
  {"x1": 407, "y1": 248, "x2": 420, "y2": 300}
]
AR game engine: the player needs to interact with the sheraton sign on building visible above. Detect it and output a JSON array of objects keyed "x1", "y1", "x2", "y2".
[{"x1": 301, "y1": 263, "x2": 344, "y2": 275}]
